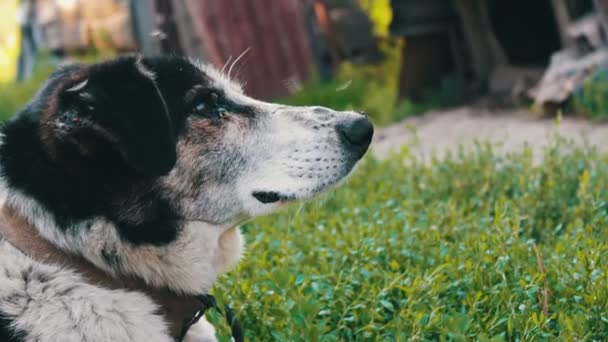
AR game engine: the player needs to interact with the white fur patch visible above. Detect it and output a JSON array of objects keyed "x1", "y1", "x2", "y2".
[
  {"x1": 0, "y1": 240, "x2": 172, "y2": 342},
  {"x1": 65, "y1": 79, "x2": 88, "y2": 92},
  {"x1": 190, "y1": 59, "x2": 245, "y2": 95},
  {"x1": 234, "y1": 103, "x2": 365, "y2": 217},
  {"x1": 183, "y1": 318, "x2": 217, "y2": 342}
]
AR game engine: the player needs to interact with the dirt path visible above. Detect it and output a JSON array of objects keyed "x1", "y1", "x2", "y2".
[{"x1": 372, "y1": 107, "x2": 608, "y2": 160}]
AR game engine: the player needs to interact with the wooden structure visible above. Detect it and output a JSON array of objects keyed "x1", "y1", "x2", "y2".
[
  {"x1": 28, "y1": 0, "x2": 376, "y2": 100},
  {"x1": 389, "y1": 0, "x2": 456, "y2": 101},
  {"x1": 531, "y1": 0, "x2": 608, "y2": 105},
  {"x1": 144, "y1": 0, "x2": 314, "y2": 100},
  {"x1": 391, "y1": 0, "x2": 605, "y2": 103},
  {"x1": 143, "y1": 0, "x2": 379, "y2": 99},
  {"x1": 30, "y1": 0, "x2": 316, "y2": 100}
]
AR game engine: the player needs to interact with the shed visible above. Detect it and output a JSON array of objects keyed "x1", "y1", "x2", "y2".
[{"x1": 390, "y1": 0, "x2": 602, "y2": 104}]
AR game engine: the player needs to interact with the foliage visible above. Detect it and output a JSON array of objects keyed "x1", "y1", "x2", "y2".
[
  {"x1": 210, "y1": 135, "x2": 608, "y2": 341},
  {"x1": 0, "y1": 59, "x2": 54, "y2": 120},
  {"x1": 280, "y1": 39, "x2": 433, "y2": 126},
  {"x1": 281, "y1": 0, "x2": 451, "y2": 126},
  {"x1": 572, "y1": 68, "x2": 608, "y2": 121},
  {"x1": 359, "y1": 0, "x2": 393, "y2": 38},
  {"x1": 0, "y1": 0, "x2": 21, "y2": 83}
]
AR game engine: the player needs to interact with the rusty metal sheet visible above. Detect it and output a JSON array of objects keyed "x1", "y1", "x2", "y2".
[{"x1": 184, "y1": 0, "x2": 313, "y2": 99}]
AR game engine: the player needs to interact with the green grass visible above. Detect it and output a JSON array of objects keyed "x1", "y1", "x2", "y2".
[
  {"x1": 0, "y1": 61, "x2": 55, "y2": 120},
  {"x1": 4, "y1": 54, "x2": 608, "y2": 340},
  {"x1": 209, "y1": 136, "x2": 608, "y2": 341},
  {"x1": 572, "y1": 68, "x2": 608, "y2": 121}
]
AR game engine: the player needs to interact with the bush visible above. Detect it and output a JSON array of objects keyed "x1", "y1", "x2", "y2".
[
  {"x1": 280, "y1": 38, "x2": 444, "y2": 126},
  {"x1": 210, "y1": 136, "x2": 608, "y2": 341},
  {"x1": 572, "y1": 68, "x2": 608, "y2": 121},
  {"x1": 279, "y1": 39, "x2": 413, "y2": 126}
]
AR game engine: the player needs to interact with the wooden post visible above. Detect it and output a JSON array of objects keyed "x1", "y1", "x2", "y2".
[
  {"x1": 170, "y1": 0, "x2": 209, "y2": 61},
  {"x1": 313, "y1": 0, "x2": 340, "y2": 70},
  {"x1": 594, "y1": 0, "x2": 608, "y2": 39},
  {"x1": 451, "y1": 0, "x2": 507, "y2": 87},
  {"x1": 551, "y1": 0, "x2": 573, "y2": 48},
  {"x1": 130, "y1": 0, "x2": 161, "y2": 55}
]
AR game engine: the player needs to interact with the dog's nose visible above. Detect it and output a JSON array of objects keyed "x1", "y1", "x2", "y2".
[{"x1": 336, "y1": 115, "x2": 374, "y2": 157}]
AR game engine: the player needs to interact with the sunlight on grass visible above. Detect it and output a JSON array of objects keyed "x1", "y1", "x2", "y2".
[
  {"x1": 210, "y1": 137, "x2": 608, "y2": 341},
  {"x1": 0, "y1": 58, "x2": 55, "y2": 120}
]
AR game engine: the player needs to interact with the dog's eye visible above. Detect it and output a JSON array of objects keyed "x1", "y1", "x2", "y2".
[
  {"x1": 191, "y1": 91, "x2": 228, "y2": 119},
  {"x1": 193, "y1": 102, "x2": 206, "y2": 115}
]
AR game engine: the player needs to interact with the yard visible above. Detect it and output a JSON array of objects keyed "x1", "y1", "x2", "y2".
[
  {"x1": 210, "y1": 133, "x2": 608, "y2": 341},
  {"x1": 2, "y1": 1, "x2": 608, "y2": 340},
  {"x1": 3, "y1": 57, "x2": 608, "y2": 341}
]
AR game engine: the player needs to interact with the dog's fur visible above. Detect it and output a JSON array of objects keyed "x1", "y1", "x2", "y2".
[{"x1": 0, "y1": 56, "x2": 372, "y2": 341}]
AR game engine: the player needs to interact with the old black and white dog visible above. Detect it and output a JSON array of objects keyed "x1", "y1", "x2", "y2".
[{"x1": 0, "y1": 56, "x2": 373, "y2": 341}]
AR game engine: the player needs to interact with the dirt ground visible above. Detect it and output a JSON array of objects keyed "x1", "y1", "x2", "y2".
[{"x1": 372, "y1": 107, "x2": 608, "y2": 160}]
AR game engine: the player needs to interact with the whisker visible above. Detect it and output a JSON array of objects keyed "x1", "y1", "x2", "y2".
[
  {"x1": 228, "y1": 47, "x2": 251, "y2": 80},
  {"x1": 221, "y1": 56, "x2": 233, "y2": 74}
]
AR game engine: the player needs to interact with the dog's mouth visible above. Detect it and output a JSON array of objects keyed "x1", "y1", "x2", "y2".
[
  {"x1": 251, "y1": 182, "x2": 340, "y2": 205},
  {"x1": 252, "y1": 191, "x2": 296, "y2": 204}
]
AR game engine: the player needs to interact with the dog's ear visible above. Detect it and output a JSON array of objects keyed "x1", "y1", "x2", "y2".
[{"x1": 55, "y1": 62, "x2": 177, "y2": 177}]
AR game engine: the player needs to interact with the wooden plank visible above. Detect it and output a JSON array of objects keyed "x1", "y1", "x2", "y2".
[
  {"x1": 594, "y1": 0, "x2": 608, "y2": 38},
  {"x1": 245, "y1": 0, "x2": 282, "y2": 96},
  {"x1": 183, "y1": 0, "x2": 223, "y2": 65},
  {"x1": 451, "y1": 0, "x2": 507, "y2": 84},
  {"x1": 551, "y1": 0, "x2": 574, "y2": 47},
  {"x1": 170, "y1": 0, "x2": 208, "y2": 60},
  {"x1": 130, "y1": 0, "x2": 161, "y2": 55},
  {"x1": 179, "y1": 0, "x2": 313, "y2": 99}
]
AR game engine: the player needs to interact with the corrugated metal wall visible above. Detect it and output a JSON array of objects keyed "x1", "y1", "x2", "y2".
[{"x1": 182, "y1": 0, "x2": 314, "y2": 99}]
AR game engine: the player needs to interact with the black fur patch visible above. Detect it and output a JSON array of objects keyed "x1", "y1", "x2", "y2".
[
  {"x1": 0, "y1": 313, "x2": 27, "y2": 342},
  {"x1": 0, "y1": 56, "x2": 219, "y2": 246}
]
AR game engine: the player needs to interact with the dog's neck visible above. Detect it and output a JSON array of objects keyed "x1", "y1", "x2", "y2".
[
  {"x1": 0, "y1": 187, "x2": 244, "y2": 294},
  {"x1": 0, "y1": 186, "x2": 244, "y2": 294},
  {"x1": 0, "y1": 203, "x2": 209, "y2": 339}
]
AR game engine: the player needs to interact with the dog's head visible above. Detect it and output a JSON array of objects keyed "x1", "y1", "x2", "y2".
[{"x1": 8, "y1": 56, "x2": 373, "y2": 234}]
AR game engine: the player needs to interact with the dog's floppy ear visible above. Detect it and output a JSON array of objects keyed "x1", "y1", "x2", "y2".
[{"x1": 56, "y1": 62, "x2": 177, "y2": 177}]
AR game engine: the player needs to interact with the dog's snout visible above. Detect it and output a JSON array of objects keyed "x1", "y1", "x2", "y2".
[{"x1": 336, "y1": 116, "x2": 374, "y2": 156}]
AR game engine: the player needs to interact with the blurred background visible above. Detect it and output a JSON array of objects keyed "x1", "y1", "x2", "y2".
[
  {"x1": 5, "y1": 2, "x2": 608, "y2": 339},
  {"x1": 1, "y1": 0, "x2": 608, "y2": 142}
]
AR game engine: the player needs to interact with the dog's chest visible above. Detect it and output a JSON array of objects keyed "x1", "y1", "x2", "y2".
[
  {"x1": 73, "y1": 220, "x2": 246, "y2": 294},
  {"x1": 0, "y1": 239, "x2": 174, "y2": 341},
  {"x1": 212, "y1": 225, "x2": 246, "y2": 272},
  {"x1": 0, "y1": 224, "x2": 244, "y2": 341}
]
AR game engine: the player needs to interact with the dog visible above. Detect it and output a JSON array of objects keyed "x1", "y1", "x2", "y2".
[{"x1": 0, "y1": 56, "x2": 373, "y2": 341}]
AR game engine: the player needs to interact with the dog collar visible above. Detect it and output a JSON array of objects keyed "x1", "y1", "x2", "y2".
[{"x1": 0, "y1": 205, "x2": 243, "y2": 342}]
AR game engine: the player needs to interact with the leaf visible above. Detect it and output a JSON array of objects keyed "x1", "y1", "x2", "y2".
[{"x1": 379, "y1": 300, "x2": 395, "y2": 312}]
